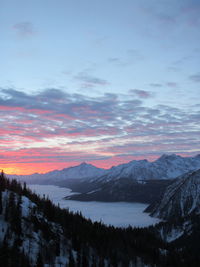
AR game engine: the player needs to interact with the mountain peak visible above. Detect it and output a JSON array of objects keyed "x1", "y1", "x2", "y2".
[
  {"x1": 157, "y1": 154, "x2": 181, "y2": 161},
  {"x1": 79, "y1": 162, "x2": 90, "y2": 167}
]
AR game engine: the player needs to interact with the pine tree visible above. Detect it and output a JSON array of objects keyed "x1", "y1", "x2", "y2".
[
  {"x1": 11, "y1": 194, "x2": 22, "y2": 235},
  {"x1": 68, "y1": 250, "x2": 75, "y2": 267},
  {"x1": 0, "y1": 190, "x2": 2, "y2": 214},
  {"x1": 81, "y1": 248, "x2": 88, "y2": 267},
  {"x1": 98, "y1": 257, "x2": 105, "y2": 267},
  {"x1": 35, "y1": 252, "x2": 44, "y2": 267},
  {"x1": 76, "y1": 249, "x2": 81, "y2": 266},
  {"x1": 0, "y1": 170, "x2": 6, "y2": 191},
  {"x1": 91, "y1": 254, "x2": 97, "y2": 267}
]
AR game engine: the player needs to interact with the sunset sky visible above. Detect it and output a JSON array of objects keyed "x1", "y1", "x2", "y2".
[{"x1": 1, "y1": 0, "x2": 200, "y2": 174}]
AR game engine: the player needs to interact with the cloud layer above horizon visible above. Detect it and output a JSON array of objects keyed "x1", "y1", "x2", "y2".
[
  {"x1": 1, "y1": 0, "x2": 200, "y2": 174},
  {"x1": 0, "y1": 88, "x2": 199, "y2": 174}
]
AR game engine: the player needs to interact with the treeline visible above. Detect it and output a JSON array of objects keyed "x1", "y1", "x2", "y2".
[{"x1": 0, "y1": 170, "x2": 199, "y2": 267}]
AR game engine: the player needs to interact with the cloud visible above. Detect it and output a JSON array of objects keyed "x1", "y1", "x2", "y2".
[
  {"x1": 127, "y1": 49, "x2": 144, "y2": 61},
  {"x1": 189, "y1": 73, "x2": 200, "y2": 82},
  {"x1": 149, "y1": 83, "x2": 162, "y2": 87},
  {"x1": 166, "y1": 82, "x2": 178, "y2": 88},
  {"x1": 108, "y1": 57, "x2": 121, "y2": 63},
  {"x1": 181, "y1": 3, "x2": 200, "y2": 28},
  {"x1": 0, "y1": 88, "x2": 199, "y2": 174},
  {"x1": 108, "y1": 50, "x2": 144, "y2": 67},
  {"x1": 75, "y1": 72, "x2": 109, "y2": 88},
  {"x1": 149, "y1": 82, "x2": 178, "y2": 88},
  {"x1": 13, "y1": 22, "x2": 35, "y2": 37},
  {"x1": 129, "y1": 89, "x2": 154, "y2": 98},
  {"x1": 156, "y1": 13, "x2": 176, "y2": 25}
]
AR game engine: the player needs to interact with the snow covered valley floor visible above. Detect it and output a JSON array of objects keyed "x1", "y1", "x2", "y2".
[{"x1": 29, "y1": 184, "x2": 160, "y2": 228}]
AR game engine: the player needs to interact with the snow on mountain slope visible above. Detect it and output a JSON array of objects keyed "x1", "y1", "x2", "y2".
[
  {"x1": 8, "y1": 162, "x2": 107, "y2": 184},
  {"x1": 42, "y1": 162, "x2": 107, "y2": 181},
  {"x1": 7, "y1": 154, "x2": 200, "y2": 185},
  {"x1": 149, "y1": 169, "x2": 200, "y2": 220},
  {"x1": 91, "y1": 154, "x2": 200, "y2": 182},
  {"x1": 0, "y1": 190, "x2": 69, "y2": 266}
]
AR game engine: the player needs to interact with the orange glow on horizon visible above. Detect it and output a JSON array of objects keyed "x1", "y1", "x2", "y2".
[
  {"x1": 1, "y1": 153, "x2": 195, "y2": 176},
  {"x1": 1, "y1": 155, "x2": 158, "y2": 175}
]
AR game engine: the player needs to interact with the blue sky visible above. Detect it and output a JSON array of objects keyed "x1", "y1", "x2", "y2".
[{"x1": 0, "y1": 0, "x2": 200, "y2": 174}]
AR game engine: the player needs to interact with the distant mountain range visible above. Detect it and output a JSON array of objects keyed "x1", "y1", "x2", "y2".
[
  {"x1": 8, "y1": 154, "x2": 200, "y2": 204},
  {"x1": 8, "y1": 162, "x2": 107, "y2": 184},
  {"x1": 8, "y1": 154, "x2": 200, "y2": 184}
]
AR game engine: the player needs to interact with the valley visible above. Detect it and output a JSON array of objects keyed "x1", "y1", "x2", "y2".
[{"x1": 29, "y1": 184, "x2": 160, "y2": 228}]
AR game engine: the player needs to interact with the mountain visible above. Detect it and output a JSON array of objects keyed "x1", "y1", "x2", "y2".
[
  {"x1": 66, "y1": 154, "x2": 200, "y2": 203},
  {"x1": 145, "y1": 169, "x2": 200, "y2": 252},
  {"x1": 8, "y1": 162, "x2": 107, "y2": 185},
  {"x1": 92, "y1": 154, "x2": 200, "y2": 182},
  {"x1": 9, "y1": 154, "x2": 200, "y2": 185},
  {"x1": 7, "y1": 154, "x2": 200, "y2": 204},
  {"x1": 66, "y1": 178, "x2": 173, "y2": 203},
  {"x1": 0, "y1": 172, "x2": 179, "y2": 267},
  {"x1": 147, "y1": 169, "x2": 200, "y2": 220}
]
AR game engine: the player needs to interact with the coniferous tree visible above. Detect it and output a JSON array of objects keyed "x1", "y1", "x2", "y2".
[
  {"x1": 81, "y1": 248, "x2": 88, "y2": 267},
  {"x1": 76, "y1": 249, "x2": 81, "y2": 267},
  {"x1": 0, "y1": 170, "x2": 6, "y2": 191},
  {"x1": 68, "y1": 250, "x2": 75, "y2": 267},
  {"x1": 91, "y1": 254, "x2": 97, "y2": 267},
  {"x1": 98, "y1": 257, "x2": 105, "y2": 267},
  {"x1": 12, "y1": 194, "x2": 22, "y2": 235},
  {"x1": 0, "y1": 240, "x2": 9, "y2": 267},
  {"x1": 0, "y1": 190, "x2": 2, "y2": 214},
  {"x1": 35, "y1": 252, "x2": 44, "y2": 267}
]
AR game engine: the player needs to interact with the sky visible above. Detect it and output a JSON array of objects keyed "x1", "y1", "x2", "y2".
[{"x1": 0, "y1": 0, "x2": 200, "y2": 174}]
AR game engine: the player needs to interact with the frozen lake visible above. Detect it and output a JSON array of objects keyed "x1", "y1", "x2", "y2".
[{"x1": 29, "y1": 184, "x2": 160, "y2": 228}]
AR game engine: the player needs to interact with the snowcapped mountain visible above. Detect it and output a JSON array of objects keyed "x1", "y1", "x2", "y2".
[
  {"x1": 8, "y1": 162, "x2": 107, "y2": 184},
  {"x1": 8, "y1": 154, "x2": 200, "y2": 186},
  {"x1": 40, "y1": 162, "x2": 107, "y2": 182},
  {"x1": 148, "y1": 169, "x2": 200, "y2": 220},
  {"x1": 145, "y1": 169, "x2": 200, "y2": 246},
  {"x1": 66, "y1": 154, "x2": 200, "y2": 202},
  {"x1": 93, "y1": 154, "x2": 200, "y2": 182}
]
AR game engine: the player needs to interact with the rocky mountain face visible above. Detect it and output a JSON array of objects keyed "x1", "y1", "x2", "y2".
[
  {"x1": 146, "y1": 169, "x2": 200, "y2": 249},
  {"x1": 148, "y1": 169, "x2": 200, "y2": 220}
]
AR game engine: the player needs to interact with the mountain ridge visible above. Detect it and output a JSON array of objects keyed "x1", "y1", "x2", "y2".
[{"x1": 7, "y1": 154, "x2": 200, "y2": 185}]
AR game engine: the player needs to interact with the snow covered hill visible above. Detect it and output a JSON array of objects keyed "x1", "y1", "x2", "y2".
[
  {"x1": 0, "y1": 189, "x2": 74, "y2": 266},
  {"x1": 148, "y1": 169, "x2": 200, "y2": 220},
  {"x1": 144, "y1": 169, "x2": 200, "y2": 246}
]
